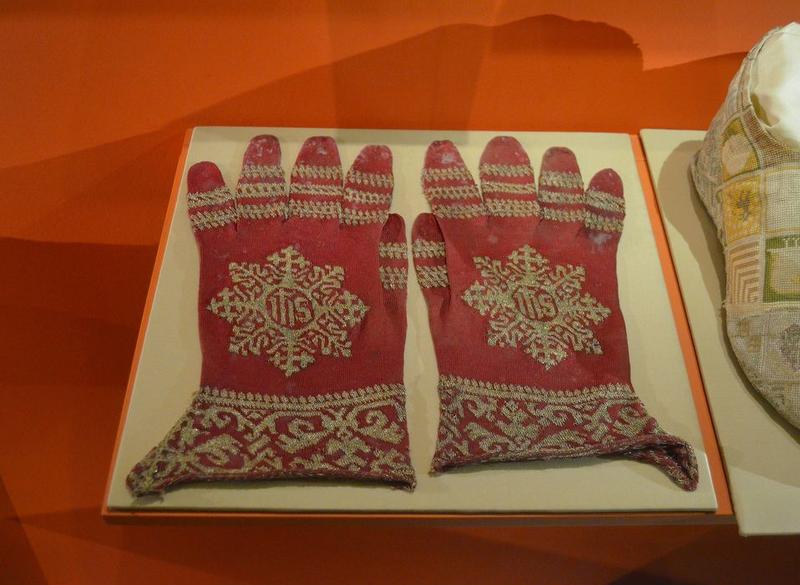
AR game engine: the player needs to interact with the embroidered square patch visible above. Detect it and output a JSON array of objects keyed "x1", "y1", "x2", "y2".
[
  {"x1": 726, "y1": 239, "x2": 762, "y2": 304},
  {"x1": 721, "y1": 118, "x2": 758, "y2": 181},
  {"x1": 764, "y1": 310, "x2": 800, "y2": 378},
  {"x1": 764, "y1": 235, "x2": 800, "y2": 302},
  {"x1": 766, "y1": 167, "x2": 800, "y2": 235},
  {"x1": 722, "y1": 177, "x2": 761, "y2": 242},
  {"x1": 726, "y1": 311, "x2": 766, "y2": 379}
]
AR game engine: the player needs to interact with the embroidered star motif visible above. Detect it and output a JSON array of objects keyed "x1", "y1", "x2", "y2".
[
  {"x1": 462, "y1": 245, "x2": 611, "y2": 369},
  {"x1": 209, "y1": 246, "x2": 368, "y2": 376}
]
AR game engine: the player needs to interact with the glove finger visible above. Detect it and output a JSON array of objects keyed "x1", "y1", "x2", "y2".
[
  {"x1": 342, "y1": 144, "x2": 394, "y2": 229},
  {"x1": 378, "y1": 213, "x2": 408, "y2": 315},
  {"x1": 412, "y1": 212, "x2": 450, "y2": 310},
  {"x1": 187, "y1": 161, "x2": 237, "y2": 242},
  {"x1": 235, "y1": 135, "x2": 287, "y2": 235},
  {"x1": 480, "y1": 136, "x2": 539, "y2": 223},
  {"x1": 423, "y1": 140, "x2": 486, "y2": 223},
  {"x1": 537, "y1": 146, "x2": 586, "y2": 237},
  {"x1": 288, "y1": 136, "x2": 342, "y2": 223},
  {"x1": 582, "y1": 168, "x2": 626, "y2": 244}
]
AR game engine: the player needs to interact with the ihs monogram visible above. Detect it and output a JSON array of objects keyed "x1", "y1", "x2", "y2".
[
  {"x1": 208, "y1": 246, "x2": 368, "y2": 376},
  {"x1": 462, "y1": 245, "x2": 611, "y2": 369}
]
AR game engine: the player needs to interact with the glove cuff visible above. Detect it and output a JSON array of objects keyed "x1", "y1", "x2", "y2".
[
  {"x1": 127, "y1": 383, "x2": 415, "y2": 495},
  {"x1": 431, "y1": 375, "x2": 699, "y2": 491}
]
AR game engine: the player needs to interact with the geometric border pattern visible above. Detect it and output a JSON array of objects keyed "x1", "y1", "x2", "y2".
[{"x1": 727, "y1": 239, "x2": 761, "y2": 304}]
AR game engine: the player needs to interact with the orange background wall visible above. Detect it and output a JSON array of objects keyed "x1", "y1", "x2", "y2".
[{"x1": 1, "y1": 2, "x2": 799, "y2": 583}]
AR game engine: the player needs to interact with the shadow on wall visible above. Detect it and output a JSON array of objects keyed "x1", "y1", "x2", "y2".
[
  {"x1": 0, "y1": 477, "x2": 47, "y2": 585},
  {"x1": 0, "y1": 237, "x2": 154, "y2": 386},
  {"x1": 1, "y1": 15, "x2": 745, "y2": 247}
]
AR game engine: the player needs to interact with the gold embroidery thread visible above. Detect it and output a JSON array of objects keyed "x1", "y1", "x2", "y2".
[
  {"x1": 412, "y1": 240, "x2": 446, "y2": 259},
  {"x1": 127, "y1": 383, "x2": 414, "y2": 495},
  {"x1": 539, "y1": 170, "x2": 583, "y2": 189},
  {"x1": 190, "y1": 207, "x2": 237, "y2": 231},
  {"x1": 423, "y1": 166, "x2": 474, "y2": 182},
  {"x1": 289, "y1": 183, "x2": 343, "y2": 197},
  {"x1": 238, "y1": 203, "x2": 286, "y2": 220},
  {"x1": 344, "y1": 189, "x2": 392, "y2": 206},
  {"x1": 340, "y1": 208, "x2": 389, "y2": 225},
  {"x1": 585, "y1": 188, "x2": 625, "y2": 214},
  {"x1": 288, "y1": 200, "x2": 340, "y2": 219},
  {"x1": 480, "y1": 163, "x2": 534, "y2": 177},
  {"x1": 379, "y1": 266, "x2": 408, "y2": 289},
  {"x1": 416, "y1": 265, "x2": 449, "y2": 288},
  {"x1": 425, "y1": 185, "x2": 482, "y2": 200},
  {"x1": 538, "y1": 188, "x2": 584, "y2": 205},
  {"x1": 237, "y1": 182, "x2": 286, "y2": 200},
  {"x1": 188, "y1": 186, "x2": 235, "y2": 209},
  {"x1": 241, "y1": 164, "x2": 285, "y2": 180},
  {"x1": 208, "y1": 246, "x2": 368, "y2": 376},
  {"x1": 433, "y1": 375, "x2": 659, "y2": 469},
  {"x1": 481, "y1": 181, "x2": 537, "y2": 195},
  {"x1": 485, "y1": 199, "x2": 540, "y2": 217},
  {"x1": 378, "y1": 242, "x2": 408, "y2": 260},
  {"x1": 462, "y1": 245, "x2": 611, "y2": 368},
  {"x1": 291, "y1": 164, "x2": 343, "y2": 181},
  {"x1": 347, "y1": 169, "x2": 393, "y2": 188}
]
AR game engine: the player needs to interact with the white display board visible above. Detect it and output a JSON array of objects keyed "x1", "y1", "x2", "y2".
[
  {"x1": 641, "y1": 129, "x2": 800, "y2": 535},
  {"x1": 107, "y1": 127, "x2": 715, "y2": 514}
]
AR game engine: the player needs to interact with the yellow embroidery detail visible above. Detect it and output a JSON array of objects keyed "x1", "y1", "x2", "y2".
[
  {"x1": 480, "y1": 163, "x2": 534, "y2": 177},
  {"x1": 190, "y1": 208, "x2": 237, "y2": 231},
  {"x1": 462, "y1": 245, "x2": 610, "y2": 368},
  {"x1": 378, "y1": 242, "x2": 408, "y2": 260},
  {"x1": 412, "y1": 240, "x2": 446, "y2": 259},
  {"x1": 379, "y1": 266, "x2": 408, "y2": 289},
  {"x1": 127, "y1": 383, "x2": 414, "y2": 495},
  {"x1": 721, "y1": 177, "x2": 761, "y2": 242},
  {"x1": 208, "y1": 246, "x2": 368, "y2": 376},
  {"x1": 188, "y1": 186, "x2": 234, "y2": 209},
  {"x1": 416, "y1": 265, "x2": 449, "y2": 288}
]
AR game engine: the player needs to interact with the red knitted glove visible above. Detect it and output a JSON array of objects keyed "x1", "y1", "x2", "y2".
[
  {"x1": 127, "y1": 135, "x2": 414, "y2": 495},
  {"x1": 412, "y1": 137, "x2": 698, "y2": 490}
]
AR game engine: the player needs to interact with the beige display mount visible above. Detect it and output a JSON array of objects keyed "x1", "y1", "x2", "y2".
[
  {"x1": 641, "y1": 129, "x2": 800, "y2": 536},
  {"x1": 105, "y1": 127, "x2": 719, "y2": 518}
]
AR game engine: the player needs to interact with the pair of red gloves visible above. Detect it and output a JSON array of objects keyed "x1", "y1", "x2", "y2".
[{"x1": 127, "y1": 135, "x2": 698, "y2": 496}]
